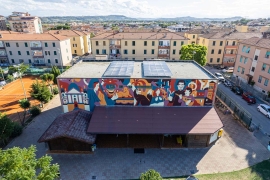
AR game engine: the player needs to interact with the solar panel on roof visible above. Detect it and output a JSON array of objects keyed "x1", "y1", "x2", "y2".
[
  {"x1": 143, "y1": 61, "x2": 172, "y2": 77},
  {"x1": 103, "y1": 61, "x2": 134, "y2": 77}
]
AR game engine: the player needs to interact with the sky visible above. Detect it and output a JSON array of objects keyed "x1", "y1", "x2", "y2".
[{"x1": 0, "y1": 0, "x2": 269, "y2": 19}]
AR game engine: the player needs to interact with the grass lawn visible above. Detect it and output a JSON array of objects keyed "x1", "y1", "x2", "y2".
[{"x1": 161, "y1": 159, "x2": 270, "y2": 180}]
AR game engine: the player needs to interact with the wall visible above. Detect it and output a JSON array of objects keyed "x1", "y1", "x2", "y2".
[
  {"x1": 48, "y1": 137, "x2": 91, "y2": 151},
  {"x1": 187, "y1": 135, "x2": 210, "y2": 147},
  {"x1": 58, "y1": 78, "x2": 217, "y2": 113},
  {"x1": 170, "y1": 40, "x2": 187, "y2": 60},
  {"x1": 83, "y1": 34, "x2": 91, "y2": 54},
  {"x1": 70, "y1": 36, "x2": 85, "y2": 56},
  {"x1": 92, "y1": 40, "x2": 110, "y2": 56},
  {"x1": 206, "y1": 39, "x2": 225, "y2": 64},
  {"x1": 59, "y1": 39, "x2": 72, "y2": 66}
]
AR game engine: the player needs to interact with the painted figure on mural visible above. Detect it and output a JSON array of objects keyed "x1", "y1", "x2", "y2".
[
  {"x1": 168, "y1": 80, "x2": 186, "y2": 106},
  {"x1": 149, "y1": 88, "x2": 165, "y2": 106},
  {"x1": 129, "y1": 83, "x2": 151, "y2": 106},
  {"x1": 182, "y1": 87, "x2": 195, "y2": 106}
]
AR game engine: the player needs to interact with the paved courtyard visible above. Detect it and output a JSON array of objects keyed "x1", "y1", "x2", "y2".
[{"x1": 6, "y1": 95, "x2": 270, "y2": 180}]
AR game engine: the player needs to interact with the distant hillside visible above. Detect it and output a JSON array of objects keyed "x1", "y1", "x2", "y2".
[{"x1": 40, "y1": 15, "x2": 243, "y2": 22}]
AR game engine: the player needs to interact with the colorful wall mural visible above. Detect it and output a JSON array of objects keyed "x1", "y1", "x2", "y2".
[{"x1": 58, "y1": 78, "x2": 217, "y2": 112}]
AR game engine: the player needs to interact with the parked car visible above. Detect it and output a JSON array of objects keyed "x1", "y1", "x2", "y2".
[
  {"x1": 215, "y1": 72, "x2": 225, "y2": 82},
  {"x1": 222, "y1": 67, "x2": 234, "y2": 73},
  {"x1": 257, "y1": 104, "x2": 270, "y2": 118},
  {"x1": 231, "y1": 85, "x2": 243, "y2": 95},
  {"x1": 242, "y1": 92, "x2": 256, "y2": 104},
  {"x1": 224, "y1": 80, "x2": 232, "y2": 87}
]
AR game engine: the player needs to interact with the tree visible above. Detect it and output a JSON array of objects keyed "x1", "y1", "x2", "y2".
[
  {"x1": 40, "y1": 73, "x2": 54, "y2": 85},
  {"x1": 7, "y1": 74, "x2": 14, "y2": 82},
  {"x1": 8, "y1": 64, "x2": 29, "y2": 75},
  {"x1": 90, "y1": 32, "x2": 95, "y2": 38},
  {"x1": 18, "y1": 99, "x2": 31, "y2": 126},
  {"x1": 140, "y1": 169, "x2": 162, "y2": 180},
  {"x1": 0, "y1": 113, "x2": 14, "y2": 145},
  {"x1": 51, "y1": 66, "x2": 61, "y2": 84},
  {"x1": 0, "y1": 145, "x2": 60, "y2": 180},
  {"x1": 180, "y1": 44, "x2": 207, "y2": 66},
  {"x1": 30, "y1": 79, "x2": 52, "y2": 103}
]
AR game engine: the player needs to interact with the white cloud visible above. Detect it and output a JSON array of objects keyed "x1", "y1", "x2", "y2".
[{"x1": 0, "y1": 0, "x2": 269, "y2": 18}]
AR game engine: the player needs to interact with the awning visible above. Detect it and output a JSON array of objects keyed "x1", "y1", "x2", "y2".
[{"x1": 87, "y1": 106, "x2": 223, "y2": 135}]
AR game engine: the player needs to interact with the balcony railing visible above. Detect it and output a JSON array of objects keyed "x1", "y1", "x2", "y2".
[
  {"x1": 31, "y1": 47, "x2": 42, "y2": 50},
  {"x1": 225, "y1": 45, "x2": 237, "y2": 49},
  {"x1": 0, "y1": 47, "x2": 5, "y2": 49},
  {"x1": 158, "y1": 46, "x2": 170, "y2": 49},
  {"x1": 0, "y1": 54, "x2": 7, "y2": 57},
  {"x1": 224, "y1": 53, "x2": 236, "y2": 57},
  {"x1": 109, "y1": 44, "x2": 121, "y2": 49},
  {"x1": 158, "y1": 54, "x2": 170, "y2": 57},
  {"x1": 109, "y1": 54, "x2": 122, "y2": 59}
]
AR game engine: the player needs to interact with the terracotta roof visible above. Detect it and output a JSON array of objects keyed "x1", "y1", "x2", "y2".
[
  {"x1": 47, "y1": 30, "x2": 88, "y2": 37},
  {"x1": 38, "y1": 109, "x2": 96, "y2": 144},
  {"x1": 0, "y1": 33, "x2": 69, "y2": 41},
  {"x1": 222, "y1": 32, "x2": 262, "y2": 40},
  {"x1": 240, "y1": 37, "x2": 270, "y2": 49},
  {"x1": 87, "y1": 107, "x2": 223, "y2": 134},
  {"x1": 0, "y1": 31, "x2": 19, "y2": 34}
]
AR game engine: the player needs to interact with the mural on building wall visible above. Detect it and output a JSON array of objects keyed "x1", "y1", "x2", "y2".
[{"x1": 58, "y1": 78, "x2": 217, "y2": 112}]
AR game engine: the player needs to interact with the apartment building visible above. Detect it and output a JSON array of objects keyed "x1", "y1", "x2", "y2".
[
  {"x1": 47, "y1": 30, "x2": 91, "y2": 56},
  {"x1": 233, "y1": 35, "x2": 270, "y2": 94},
  {"x1": 0, "y1": 32, "x2": 72, "y2": 66},
  {"x1": 0, "y1": 16, "x2": 7, "y2": 31},
  {"x1": 8, "y1": 12, "x2": 43, "y2": 33},
  {"x1": 91, "y1": 32, "x2": 188, "y2": 60}
]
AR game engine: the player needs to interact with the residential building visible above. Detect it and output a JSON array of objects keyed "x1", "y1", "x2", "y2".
[
  {"x1": 233, "y1": 35, "x2": 270, "y2": 94},
  {"x1": 235, "y1": 25, "x2": 248, "y2": 33},
  {"x1": 91, "y1": 32, "x2": 188, "y2": 60},
  {"x1": 8, "y1": 12, "x2": 43, "y2": 33},
  {"x1": 48, "y1": 60, "x2": 223, "y2": 150},
  {"x1": 47, "y1": 30, "x2": 91, "y2": 56},
  {"x1": 167, "y1": 24, "x2": 190, "y2": 32},
  {"x1": 0, "y1": 32, "x2": 72, "y2": 66},
  {"x1": 0, "y1": 15, "x2": 7, "y2": 31}
]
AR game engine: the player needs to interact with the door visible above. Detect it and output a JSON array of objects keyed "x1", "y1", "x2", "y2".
[{"x1": 248, "y1": 76, "x2": 253, "y2": 84}]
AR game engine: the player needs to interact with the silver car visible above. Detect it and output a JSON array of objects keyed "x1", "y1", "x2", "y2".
[{"x1": 257, "y1": 104, "x2": 270, "y2": 118}]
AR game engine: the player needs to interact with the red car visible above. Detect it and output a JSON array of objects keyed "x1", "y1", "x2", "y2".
[{"x1": 242, "y1": 92, "x2": 256, "y2": 104}]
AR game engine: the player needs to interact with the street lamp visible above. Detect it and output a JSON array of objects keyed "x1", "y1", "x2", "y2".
[
  {"x1": 18, "y1": 66, "x2": 27, "y2": 99},
  {"x1": 57, "y1": 48, "x2": 64, "y2": 73},
  {"x1": 193, "y1": 51, "x2": 196, "y2": 60}
]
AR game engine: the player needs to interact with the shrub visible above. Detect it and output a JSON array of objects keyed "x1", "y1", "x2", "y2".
[
  {"x1": 52, "y1": 87, "x2": 59, "y2": 95},
  {"x1": 7, "y1": 74, "x2": 14, "y2": 82},
  {"x1": 11, "y1": 123, "x2": 23, "y2": 138},
  {"x1": 30, "y1": 106, "x2": 41, "y2": 117},
  {"x1": 140, "y1": 169, "x2": 162, "y2": 180}
]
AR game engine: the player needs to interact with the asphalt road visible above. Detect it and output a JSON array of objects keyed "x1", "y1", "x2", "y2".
[{"x1": 205, "y1": 66, "x2": 270, "y2": 136}]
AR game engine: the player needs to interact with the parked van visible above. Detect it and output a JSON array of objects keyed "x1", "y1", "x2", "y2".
[{"x1": 222, "y1": 67, "x2": 234, "y2": 73}]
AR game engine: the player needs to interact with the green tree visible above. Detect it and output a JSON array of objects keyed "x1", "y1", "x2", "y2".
[
  {"x1": 30, "y1": 79, "x2": 52, "y2": 104},
  {"x1": 8, "y1": 64, "x2": 29, "y2": 75},
  {"x1": 7, "y1": 74, "x2": 14, "y2": 82},
  {"x1": 18, "y1": 99, "x2": 31, "y2": 126},
  {"x1": 0, "y1": 113, "x2": 14, "y2": 145},
  {"x1": 51, "y1": 66, "x2": 61, "y2": 84},
  {"x1": 40, "y1": 73, "x2": 54, "y2": 85},
  {"x1": 180, "y1": 44, "x2": 207, "y2": 66},
  {"x1": 140, "y1": 169, "x2": 162, "y2": 180},
  {"x1": 0, "y1": 145, "x2": 60, "y2": 180},
  {"x1": 90, "y1": 32, "x2": 95, "y2": 38}
]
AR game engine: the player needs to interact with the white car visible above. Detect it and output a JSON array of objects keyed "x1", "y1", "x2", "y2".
[
  {"x1": 257, "y1": 104, "x2": 270, "y2": 118},
  {"x1": 215, "y1": 72, "x2": 225, "y2": 82},
  {"x1": 222, "y1": 67, "x2": 234, "y2": 73}
]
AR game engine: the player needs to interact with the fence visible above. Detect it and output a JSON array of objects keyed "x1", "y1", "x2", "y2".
[{"x1": 216, "y1": 87, "x2": 252, "y2": 128}]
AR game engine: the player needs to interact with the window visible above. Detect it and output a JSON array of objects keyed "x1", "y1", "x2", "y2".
[
  {"x1": 67, "y1": 56, "x2": 69, "y2": 60},
  {"x1": 210, "y1": 58, "x2": 213, "y2": 63},
  {"x1": 103, "y1": 41, "x2": 106, "y2": 46},
  {"x1": 132, "y1": 41, "x2": 135, "y2": 46},
  {"x1": 230, "y1": 50, "x2": 234, "y2": 54},
  {"x1": 16, "y1": 43, "x2": 19, "y2": 47},
  {"x1": 152, "y1": 41, "x2": 155, "y2": 46},
  {"x1": 66, "y1": 49, "x2": 68, "y2": 53},
  {"x1": 26, "y1": 51, "x2": 30, "y2": 55},
  {"x1": 96, "y1": 49, "x2": 99, "y2": 54},
  {"x1": 262, "y1": 63, "x2": 266, "y2": 71},
  {"x1": 9, "y1": 51, "x2": 12, "y2": 55},
  {"x1": 265, "y1": 51, "x2": 270, "y2": 58},
  {"x1": 241, "y1": 68, "x2": 245, "y2": 74},
  {"x1": 54, "y1": 51, "x2": 57, "y2": 55},
  {"x1": 73, "y1": 37, "x2": 75, "y2": 41},
  {"x1": 52, "y1": 43, "x2": 55, "y2": 47},
  {"x1": 48, "y1": 51, "x2": 50, "y2": 55},
  {"x1": 11, "y1": 59, "x2": 14, "y2": 63},
  {"x1": 55, "y1": 59, "x2": 58, "y2": 63},
  {"x1": 264, "y1": 79, "x2": 269, "y2": 86},
  {"x1": 5, "y1": 43, "x2": 10, "y2": 47},
  {"x1": 220, "y1": 41, "x2": 223, "y2": 46},
  {"x1": 173, "y1": 49, "x2": 176, "y2": 55},
  {"x1": 173, "y1": 41, "x2": 176, "y2": 46},
  {"x1": 18, "y1": 51, "x2": 21, "y2": 55},
  {"x1": 246, "y1": 47, "x2": 250, "y2": 53},
  {"x1": 24, "y1": 42, "x2": 28, "y2": 47},
  {"x1": 211, "y1": 49, "x2": 214, "y2": 54},
  {"x1": 251, "y1": 67, "x2": 255, "y2": 72},
  {"x1": 244, "y1": 58, "x2": 248, "y2": 64},
  {"x1": 45, "y1": 42, "x2": 48, "y2": 47},
  {"x1": 181, "y1": 41, "x2": 184, "y2": 46},
  {"x1": 132, "y1": 50, "x2": 135, "y2": 54},
  {"x1": 179, "y1": 50, "x2": 181, "y2": 55},
  {"x1": 217, "y1": 58, "x2": 220, "y2": 63},
  {"x1": 258, "y1": 76, "x2": 262, "y2": 83},
  {"x1": 192, "y1": 35, "x2": 195, "y2": 39},
  {"x1": 19, "y1": 59, "x2": 24, "y2": 63},
  {"x1": 96, "y1": 41, "x2": 98, "y2": 46},
  {"x1": 192, "y1": 41, "x2": 195, "y2": 44},
  {"x1": 125, "y1": 41, "x2": 127, "y2": 46},
  {"x1": 232, "y1": 41, "x2": 236, "y2": 46},
  {"x1": 218, "y1": 49, "x2": 222, "y2": 54},
  {"x1": 254, "y1": 55, "x2": 258, "y2": 60},
  {"x1": 124, "y1": 49, "x2": 128, "y2": 54},
  {"x1": 102, "y1": 49, "x2": 106, "y2": 54},
  {"x1": 242, "y1": 46, "x2": 246, "y2": 52},
  {"x1": 132, "y1": 58, "x2": 135, "y2": 60},
  {"x1": 226, "y1": 41, "x2": 229, "y2": 45},
  {"x1": 240, "y1": 56, "x2": 243, "y2": 62},
  {"x1": 212, "y1": 41, "x2": 216, "y2": 46},
  {"x1": 237, "y1": 66, "x2": 240, "y2": 72},
  {"x1": 144, "y1": 41, "x2": 147, "y2": 46},
  {"x1": 48, "y1": 59, "x2": 51, "y2": 64},
  {"x1": 144, "y1": 50, "x2": 147, "y2": 54},
  {"x1": 28, "y1": 59, "x2": 31, "y2": 63},
  {"x1": 74, "y1": 50, "x2": 77, "y2": 54},
  {"x1": 151, "y1": 49, "x2": 154, "y2": 54}
]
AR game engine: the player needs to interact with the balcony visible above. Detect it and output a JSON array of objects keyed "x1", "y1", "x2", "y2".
[
  {"x1": 31, "y1": 47, "x2": 42, "y2": 50},
  {"x1": 158, "y1": 46, "x2": 170, "y2": 49},
  {"x1": 225, "y1": 45, "x2": 238, "y2": 49},
  {"x1": 109, "y1": 54, "x2": 122, "y2": 59},
  {"x1": 0, "y1": 46, "x2": 5, "y2": 49},
  {"x1": 224, "y1": 54, "x2": 236, "y2": 57},
  {"x1": 109, "y1": 44, "x2": 121, "y2": 49},
  {"x1": 158, "y1": 54, "x2": 170, "y2": 58},
  {"x1": 0, "y1": 54, "x2": 7, "y2": 57}
]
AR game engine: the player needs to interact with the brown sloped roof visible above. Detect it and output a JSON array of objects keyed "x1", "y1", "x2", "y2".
[
  {"x1": 38, "y1": 109, "x2": 96, "y2": 144},
  {"x1": 87, "y1": 107, "x2": 223, "y2": 135},
  {"x1": 240, "y1": 37, "x2": 270, "y2": 49}
]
